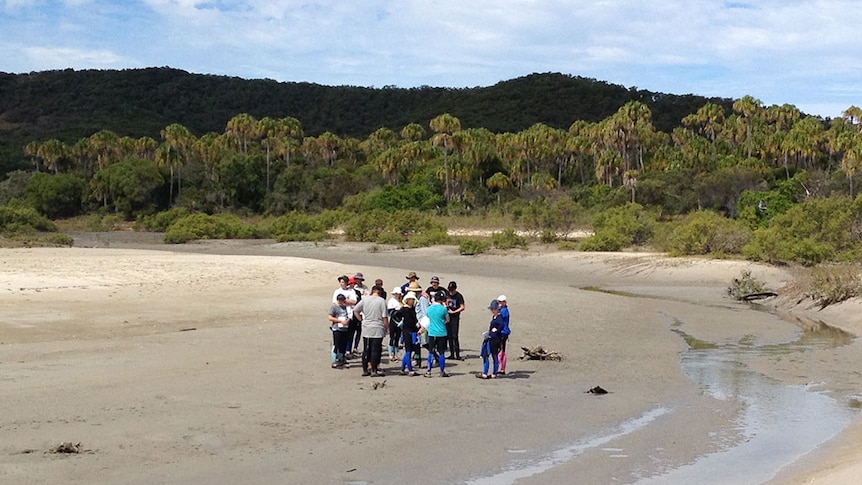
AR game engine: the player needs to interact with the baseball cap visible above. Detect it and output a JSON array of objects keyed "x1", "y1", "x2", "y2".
[
  {"x1": 497, "y1": 295, "x2": 507, "y2": 301},
  {"x1": 336, "y1": 294, "x2": 347, "y2": 301},
  {"x1": 488, "y1": 299, "x2": 500, "y2": 310}
]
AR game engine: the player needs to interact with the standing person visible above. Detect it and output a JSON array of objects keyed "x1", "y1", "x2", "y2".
[
  {"x1": 424, "y1": 291, "x2": 450, "y2": 378},
  {"x1": 425, "y1": 275, "x2": 446, "y2": 302},
  {"x1": 348, "y1": 273, "x2": 369, "y2": 356},
  {"x1": 401, "y1": 271, "x2": 420, "y2": 295},
  {"x1": 387, "y1": 287, "x2": 403, "y2": 362},
  {"x1": 353, "y1": 285, "x2": 389, "y2": 377},
  {"x1": 446, "y1": 281, "x2": 465, "y2": 360},
  {"x1": 327, "y1": 294, "x2": 351, "y2": 369},
  {"x1": 376, "y1": 279, "x2": 386, "y2": 299},
  {"x1": 405, "y1": 280, "x2": 427, "y2": 368},
  {"x1": 333, "y1": 275, "x2": 358, "y2": 358},
  {"x1": 396, "y1": 292, "x2": 420, "y2": 376},
  {"x1": 478, "y1": 299, "x2": 504, "y2": 379},
  {"x1": 497, "y1": 295, "x2": 511, "y2": 375}
]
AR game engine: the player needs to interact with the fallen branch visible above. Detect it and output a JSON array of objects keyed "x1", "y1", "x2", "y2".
[{"x1": 519, "y1": 345, "x2": 562, "y2": 361}]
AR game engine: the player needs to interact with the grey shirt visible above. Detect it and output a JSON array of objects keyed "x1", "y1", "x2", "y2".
[{"x1": 354, "y1": 294, "x2": 388, "y2": 339}]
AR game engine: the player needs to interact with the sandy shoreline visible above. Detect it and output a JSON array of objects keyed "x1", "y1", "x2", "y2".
[{"x1": 1, "y1": 239, "x2": 860, "y2": 484}]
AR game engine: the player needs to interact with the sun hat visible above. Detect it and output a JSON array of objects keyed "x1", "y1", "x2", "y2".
[
  {"x1": 430, "y1": 276, "x2": 440, "y2": 283},
  {"x1": 405, "y1": 281, "x2": 423, "y2": 293},
  {"x1": 391, "y1": 286, "x2": 403, "y2": 295},
  {"x1": 406, "y1": 271, "x2": 419, "y2": 279},
  {"x1": 404, "y1": 291, "x2": 417, "y2": 301},
  {"x1": 353, "y1": 272, "x2": 365, "y2": 280},
  {"x1": 497, "y1": 294, "x2": 507, "y2": 301},
  {"x1": 488, "y1": 299, "x2": 500, "y2": 310}
]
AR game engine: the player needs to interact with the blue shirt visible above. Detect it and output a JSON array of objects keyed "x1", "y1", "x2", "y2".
[
  {"x1": 426, "y1": 303, "x2": 448, "y2": 337},
  {"x1": 500, "y1": 306, "x2": 511, "y2": 335}
]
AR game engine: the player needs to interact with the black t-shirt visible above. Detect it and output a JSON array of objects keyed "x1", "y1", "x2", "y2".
[
  {"x1": 426, "y1": 285, "x2": 446, "y2": 302},
  {"x1": 447, "y1": 291, "x2": 465, "y2": 320}
]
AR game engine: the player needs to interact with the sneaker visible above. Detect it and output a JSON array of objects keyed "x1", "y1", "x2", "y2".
[
  {"x1": 423, "y1": 371, "x2": 432, "y2": 378},
  {"x1": 440, "y1": 371, "x2": 450, "y2": 378},
  {"x1": 361, "y1": 370, "x2": 371, "y2": 377},
  {"x1": 374, "y1": 370, "x2": 386, "y2": 377}
]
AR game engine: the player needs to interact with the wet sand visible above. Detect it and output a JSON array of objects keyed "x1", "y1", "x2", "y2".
[{"x1": 1, "y1": 237, "x2": 860, "y2": 484}]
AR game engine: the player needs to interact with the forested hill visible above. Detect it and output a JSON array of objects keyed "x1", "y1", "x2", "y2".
[{"x1": 0, "y1": 67, "x2": 732, "y2": 173}]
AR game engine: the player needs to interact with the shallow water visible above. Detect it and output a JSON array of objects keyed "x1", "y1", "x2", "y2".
[
  {"x1": 461, "y1": 314, "x2": 857, "y2": 485},
  {"x1": 633, "y1": 326, "x2": 856, "y2": 484}
]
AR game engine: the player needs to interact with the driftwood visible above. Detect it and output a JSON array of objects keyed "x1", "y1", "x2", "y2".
[
  {"x1": 49, "y1": 441, "x2": 82, "y2": 454},
  {"x1": 586, "y1": 386, "x2": 609, "y2": 395},
  {"x1": 519, "y1": 346, "x2": 562, "y2": 361},
  {"x1": 741, "y1": 292, "x2": 778, "y2": 302}
]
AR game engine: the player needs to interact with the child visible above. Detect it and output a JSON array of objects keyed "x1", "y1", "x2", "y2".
[
  {"x1": 478, "y1": 299, "x2": 504, "y2": 379},
  {"x1": 497, "y1": 295, "x2": 510, "y2": 375}
]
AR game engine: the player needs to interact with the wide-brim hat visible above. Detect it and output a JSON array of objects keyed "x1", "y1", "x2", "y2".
[
  {"x1": 404, "y1": 281, "x2": 423, "y2": 293},
  {"x1": 405, "y1": 271, "x2": 419, "y2": 279},
  {"x1": 353, "y1": 272, "x2": 365, "y2": 280}
]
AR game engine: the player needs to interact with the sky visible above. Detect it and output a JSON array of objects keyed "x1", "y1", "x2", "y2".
[{"x1": 1, "y1": 0, "x2": 860, "y2": 120}]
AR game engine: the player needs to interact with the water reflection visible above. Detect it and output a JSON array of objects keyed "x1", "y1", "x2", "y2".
[{"x1": 635, "y1": 327, "x2": 856, "y2": 484}]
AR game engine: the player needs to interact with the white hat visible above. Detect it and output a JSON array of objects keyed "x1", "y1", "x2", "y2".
[
  {"x1": 403, "y1": 291, "x2": 417, "y2": 301},
  {"x1": 392, "y1": 286, "x2": 403, "y2": 295},
  {"x1": 497, "y1": 294, "x2": 507, "y2": 301}
]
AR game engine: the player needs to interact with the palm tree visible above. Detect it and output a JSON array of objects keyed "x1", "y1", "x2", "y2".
[
  {"x1": 486, "y1": 172, "x2": 511, "y2": 205},
  {"x1": 161, "y1": 123, "x2": 195, "y2": 204},
  {"x1": 733, "y1": 95, "x2": 765, "y2": 159},
  {"x1": 429, "y1": 113, "x2": 462, "y2": 202}
]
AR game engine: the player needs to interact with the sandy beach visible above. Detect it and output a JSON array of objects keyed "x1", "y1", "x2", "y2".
[{"x1": 1, "y1": 237, "x2": 860, "y2": 484}]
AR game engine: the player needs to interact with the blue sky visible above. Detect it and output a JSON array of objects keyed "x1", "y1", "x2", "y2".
[{"x1": 1, "y1": 0, "x2": 859, "y2": 120}]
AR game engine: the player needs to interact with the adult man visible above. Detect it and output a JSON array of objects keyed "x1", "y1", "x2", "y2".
[
  {"x1": 425, "y1": 275, "x2": 447, "y2": 303},
  {"x1": 327, "y1": 294, "x2": 351, "y2": 369},
  {"x1": 401, "y1": 271, "x2": 420, "y2": 295},
  {"x1": 353, "y1": 285, "x2": 389, "y2": 377},
  {"x1": 424, "y1": 291, "x2": 450, "y2": 378},
  {"x1": 332, "y1": 275, "x2": 357, "y2": 357},
  {"x1": 446, "y1": 281, "x2": 465, "y2": 360}
]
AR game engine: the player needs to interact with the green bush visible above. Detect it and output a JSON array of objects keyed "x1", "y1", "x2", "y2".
[
  {"x1": 164, "y1": 213, "x2": 258, "y2": 244},
  {"x1": 0, "y1": 204, "x2": 58, "y2": 235},
  {"x1": 408, "y1": 228, "x2": 451, "y2": 248},
  {"x1": 343, "y1": 209, "x2": 446, "y2": 243},
  {"x1": 43, "y1": 233, "x2": 74, "y2": 246},
  {"x1": 557, "y1": 240, "x2": 579, "y2": 251},
  {"x1": 491, "y1": 228, "x2": 528, "y2": 250},
  {"x1": 268, "y1": 211, "x2": 329, "y2": 242},
  {"x1": 743, "y1": 195, "x2": 862, "y2": 265},
  {"x1": 579, "y1": 231, "x2": 628, "y2": 251},
  {"x1": 25, "y1": 172, "x2": 86, "y2": 219},
  {"x1": 582, "y1": 203, "x2": 655, "y2": 251},
  {"x1": 666, "y1": 210, "x2": 752, "y2": 256},
  {"x1": 136, "y1": 207, "x2": 191, "y2": 232},
  {"x1": 458, "y1": 238, "x2": 491, "y2": 255}
]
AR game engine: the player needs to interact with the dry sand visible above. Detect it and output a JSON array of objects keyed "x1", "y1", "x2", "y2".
[{"x1": 1, "y1": 238, "x2": 860, "y2": 484}]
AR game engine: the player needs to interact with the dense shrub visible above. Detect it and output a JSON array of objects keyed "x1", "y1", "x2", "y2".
[
  {"x1": 164, "y1": 213, "x2": 258, "y2": 244},
  {"x1": 343, "y1": 209, "x2": 446, "y2": 244},
  {"x1": 491, "y1": 228, "x2": 528, "y2": 250},
  {"x1": 407, "y1": 228, "x2": 451, "y2": 248},
  {"x1": 666, "y1": 210, "x2": 752, "y2": 256},
  {"x1": 345, "y1": 183, "x2": 445, "y2": 213},
  {"x1": 268, "y1": 211, "x2": 329, "y2": 242},
  {"x1": 136, "y1": 207, "x2": 191, "y2": 232},
  {"x1": 43, "y1": 233, "x2": 74, "y2": 246},
  {"x1": 743, "y1": 195, "x2": 862, "y2": 265},
  {"x1": 458, "y1": 238, "x2": 491, "y2": 255},
  {"x1": 581, "y1": 203, "x2": 654, "y2": 251},
  {"x1": 0, "y1": 204, "x2": 58, "y2": 234}
]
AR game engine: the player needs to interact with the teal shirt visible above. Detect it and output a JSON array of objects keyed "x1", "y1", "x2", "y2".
[{"x1": 426, "y1": 303, "x2": 448, "y2": 337}]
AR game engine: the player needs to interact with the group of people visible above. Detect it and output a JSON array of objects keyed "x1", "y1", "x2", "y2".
[{"x1": 327, "y1": 271, "x2": 511, "y2": 379}]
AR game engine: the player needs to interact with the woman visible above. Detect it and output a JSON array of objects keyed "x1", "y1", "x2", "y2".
[
  {"x1": 387, "y1": 287, "x2": 404, "y2": 362},
  {"x1": 395, "y1": 292, "x2": 420, "y2": 376},
  {"x1": 479, "y1": 299, "x2": 504, "y2": 379}
]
